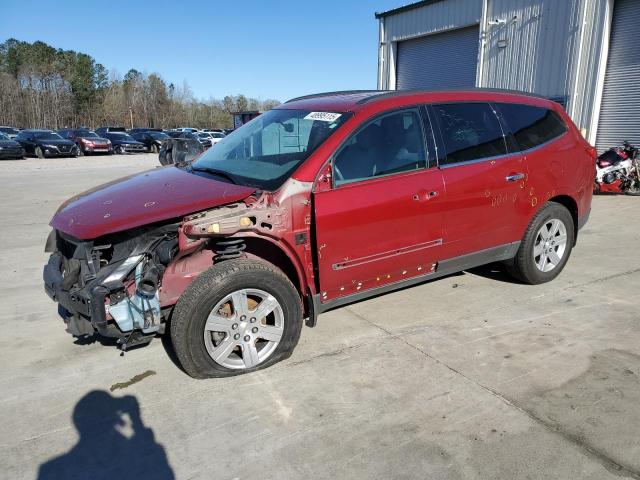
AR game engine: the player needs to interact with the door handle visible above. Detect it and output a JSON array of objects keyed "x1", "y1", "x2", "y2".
[{"x1": 505, "y1": 173, "x2": 525, "y2": 182}]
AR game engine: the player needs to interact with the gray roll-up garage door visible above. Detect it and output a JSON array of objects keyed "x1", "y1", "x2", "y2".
[
  {"x1": 596, "y1": 0, "x2": 640, "y2": 151},
  {"x1": 396, "y1": 25, "x2": 479, "y2": 91}
]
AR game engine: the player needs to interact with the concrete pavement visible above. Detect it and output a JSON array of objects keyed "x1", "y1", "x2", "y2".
[{"x1": 0, "y1": 154, "x2": 639, "y2": 479}]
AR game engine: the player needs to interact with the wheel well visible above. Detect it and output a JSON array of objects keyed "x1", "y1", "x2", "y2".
[
  {"x1": 548, "y1": 195, "x2": 578, "y2": 243},
  {"x1": 242, "y1": 237, "x2": 303, "y2": 296}
]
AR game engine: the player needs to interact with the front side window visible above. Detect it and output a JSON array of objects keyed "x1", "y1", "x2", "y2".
[
  {"x1": 333, "y1": 108, "x2": 426, "y2": 185},
  {"x1": 496, "y1": 103, "x2": 567, "y2": 151},
  {"x1": 433, "y1": 103, "x2": 507, "y2": 164},
  {"x1": 190, "y1": 109, "x2": 351, "y2": 190}
]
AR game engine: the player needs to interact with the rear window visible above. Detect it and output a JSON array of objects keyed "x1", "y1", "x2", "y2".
[
  {"x1": 432, "y1": 103, "x2": 507, "y2": 164},
  {"x1": 496, "y1": 103, "x2": 567, "y2": 151}
]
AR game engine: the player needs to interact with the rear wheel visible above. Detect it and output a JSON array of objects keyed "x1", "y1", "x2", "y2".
[
  {"x1": 35, "y1": 146, "x2": 44, "y2": 159},
  {"x1": 77, "y1": 145, "x2": 84, "y2": 156},
  {"x1": 170, "y1": 259, "x2": 303, "y2": 378},
  {"x1": 151, "y1": 144, "x2": 158, "y2": 154},
  {"x1": 114, "y1": 145, "x2": 124, "y2": 155},
  {"x1": 506, "y1": 202, "x2": 574, "y2": 284}
]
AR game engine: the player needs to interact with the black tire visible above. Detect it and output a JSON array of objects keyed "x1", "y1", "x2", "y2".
[
  {"x1": 151, "y1": 144, "x2": 158, "y2": 154},
  {"x1": 170, "y1": 258, "x2": 303, "y2": 379},
  {"x1": 35, "y1": 146, "x2": 44, "y2": 159},
  {"x1": 77, "y1": 145, "x2": 84, "y2": 156},
  {"x1": 506, "y1": 202, "x2": 575, "y2": 285},
  {"x1": 115, "y1": 145, "x2": 124, "y2": 155},
  {"x1": 624, "y1": 179, "x2": 640, "y2": 196}
]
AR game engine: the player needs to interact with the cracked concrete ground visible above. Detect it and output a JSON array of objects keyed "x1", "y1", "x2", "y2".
[{"x1": 1, "y1": 154, "x2": 639, "y2": 479}]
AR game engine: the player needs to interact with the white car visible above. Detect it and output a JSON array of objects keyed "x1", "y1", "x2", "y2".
[{"x1": 200, "y1": 131, "x2": 226, "y2": 145}]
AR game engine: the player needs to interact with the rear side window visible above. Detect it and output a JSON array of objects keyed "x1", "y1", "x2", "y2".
[
  {"x1": 496, "y1": 103, "x2": 567, "y2": 151},
  {"x1": 432, "y1": 103, "x2": 507, "y2": 164}
]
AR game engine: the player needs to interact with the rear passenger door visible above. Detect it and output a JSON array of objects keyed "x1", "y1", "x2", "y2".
[{"x1": 430, "y1": 102, "x2": 529, "y2": 260}]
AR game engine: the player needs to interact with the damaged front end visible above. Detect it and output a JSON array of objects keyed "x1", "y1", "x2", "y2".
[{"x1": 43, "y1": 224, "x2": 178, "y2": 349}]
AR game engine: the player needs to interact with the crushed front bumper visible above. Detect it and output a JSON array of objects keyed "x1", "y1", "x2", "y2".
[{"x1": 43, "y1": 252, "x2": 119, "y2": 337}]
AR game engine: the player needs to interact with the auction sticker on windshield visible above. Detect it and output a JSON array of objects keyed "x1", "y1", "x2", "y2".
[{"x1": 304, "y1": 112, "x2": 342, "y2": 122}]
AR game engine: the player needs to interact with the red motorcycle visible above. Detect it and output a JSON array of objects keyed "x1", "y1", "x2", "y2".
[{"x1": 595, "y1": 141, "x2": 640, "y2": 195}]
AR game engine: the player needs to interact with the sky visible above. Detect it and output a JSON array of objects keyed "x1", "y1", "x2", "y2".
[{"x1": 0, "y1": 0, "x2": 399, "y2": 102}]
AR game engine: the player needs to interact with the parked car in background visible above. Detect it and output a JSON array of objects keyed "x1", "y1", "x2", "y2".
[
  {"x1": 58, "y1": 128, "x2": 112, "y2": 155},
  {"x1": 130, "y1": 128, "x2": 164, "y2": 134},
  {"x1": 41, "y1": 89, "x2": 594, "y2": 378},
  {"x1": 173, "y1": 127, "x2": 198, "y2": 133},
  {"x1": 0, "y1": 126, "x2": 21, "y2": 139},
  {"x1": 130, "y1": 130, "x2": 170, "y2": 153},
  {"x1": 167, "y1": 130, "x2": 212, "y2": 148},
  {"x1": 95, "y1": 126, "x2": 127, "y2": 135},
  {"x1": 199, "y1": 131, "x2": 225, "y2": 145},
  {"x1": 99, "y1": 131, "x2": 146, "y2": 154},
  {"x1": 16, "y1": 129, "x2": 79, "y2": 158},
  {"x1": 195, "y1": 132, "x2": 214, "y2": 148},
  {"x1": 0, "y1": 132, "x2": 25, "y2": 159}
]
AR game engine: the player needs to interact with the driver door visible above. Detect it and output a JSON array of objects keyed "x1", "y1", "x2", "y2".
[{"x1": 313, "y1": 107, "x2": 445, "y2": 302}]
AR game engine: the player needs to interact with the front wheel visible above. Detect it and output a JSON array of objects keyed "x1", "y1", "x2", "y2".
[
  {"x1": 170, "y1": 259, "x2": 303, "y2": 378},
  {"x1": 114, "y1": 145, "x2": 124, "y2": 155},
  {"x1": 506, "y1": 202, "x2": 574, "y2": 284},
  {"x1": 623, "y1": 177, "x2": 640, "y2": 196}
]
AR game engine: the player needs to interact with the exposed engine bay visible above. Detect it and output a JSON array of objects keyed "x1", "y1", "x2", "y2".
[
  {"x1": 44, "y1": 223, "x2": 179, "y2": 349},
  {"x1": 42, "y1": 186, "x2": 305, "y2": 351}
]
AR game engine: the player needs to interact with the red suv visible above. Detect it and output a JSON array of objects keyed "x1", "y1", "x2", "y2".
[{"x1": 43, "y1": 89, "x2": 595, "y2": 378}]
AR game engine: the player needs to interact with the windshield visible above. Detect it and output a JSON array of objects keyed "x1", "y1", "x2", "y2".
[
  {"x1": 107, "y1": 132, "x2": 135, "y2": 141},
  {"x1": 76, "y1": 130, "x2": 99, "y2": 138},
  {"x1": 0, "y1": 127, "x2": 18, "y2": 134},
  {"x1": 197, "y1": 133, "x2": 209, "y2": 138},
  {"x1": 190, "y1": 109, "x2": 351, "y2": 190},
  {"x1": 211, "y1": 132, "x2": 225, "y2": 138},
  {"x1": 149, "y1": 132, "x2": 169, "y2": 139},
  {"x1": 35, "y1": 132, "x2": 64, "y2": 141}
]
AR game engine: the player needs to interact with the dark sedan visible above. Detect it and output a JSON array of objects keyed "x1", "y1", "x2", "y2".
[
  {"x1": 58, "y1": 128, "x2": 112, "y2": 155},
  {"x1": 130, "y1": 130, "x2": 170, "y2": 153},
  {"x1": 0, "y1": 126, "x2": 20, "y2": 139},
  {"x1": 0, "y1": 132, "x2": 25, "y2": 159},
  {"x1": 167, "y1": 131, "x2": 212, "y2": 149},
  {"x1": 100, "y1": 132, "x2": 146, "y2": 154},
  {"x1": 16, "y1": 130, "x2": 79, "y2": 158}
]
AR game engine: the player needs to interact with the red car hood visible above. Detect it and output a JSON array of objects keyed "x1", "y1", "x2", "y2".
[{"x1": 51, "y1": 166, "x2": 255, "y2": 239}]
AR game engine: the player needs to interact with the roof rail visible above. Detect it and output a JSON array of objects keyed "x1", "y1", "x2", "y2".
[
  {"x1": 356, "y1": 87, "x2": 552, "y2": 105},
  {"x1": 284, "y1": 90, "x2": 382, "y2": 104}
]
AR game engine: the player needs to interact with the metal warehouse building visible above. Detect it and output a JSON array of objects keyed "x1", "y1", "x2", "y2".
[{"x1": 376, "y1": 0, "x2": 639, "y2": 151}]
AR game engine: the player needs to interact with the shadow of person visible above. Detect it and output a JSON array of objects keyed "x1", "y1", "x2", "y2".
[{"x1": 38, "y1": 390, "x2": 175, "y2": 480}]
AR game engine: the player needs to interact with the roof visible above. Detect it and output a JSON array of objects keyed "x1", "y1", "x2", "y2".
[
  {"x1": 375, "y1": 0, "x2": 444, "y2": 19},
  {"x1": 281, "y1": 88, "x2": 556, "y2": 112}
]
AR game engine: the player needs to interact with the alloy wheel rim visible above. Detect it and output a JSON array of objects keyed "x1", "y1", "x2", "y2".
[
  {"x1": 533, "y1": 218, "x2": 568, "y2": 272},
  {"x1": 203, "y1": 288, "x2": 284, "y2": 370}
]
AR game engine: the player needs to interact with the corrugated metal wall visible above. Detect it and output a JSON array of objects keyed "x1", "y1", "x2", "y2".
[
  {"x1": 396, "y1": 26, "x2": 480, "y2": 89},
  {"x1": 378, "y1": 0, "x2": 611, "y2": 143},
  {"x1": 378, "y1": 0, "x2": 482, "y2": 89},
  {"x1": 596, "y1": 0, "x2": 640, "y2": 151}
]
